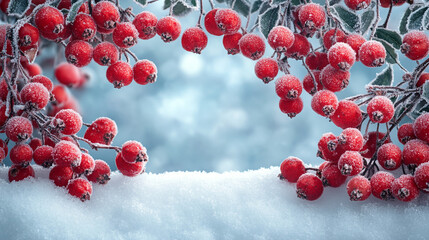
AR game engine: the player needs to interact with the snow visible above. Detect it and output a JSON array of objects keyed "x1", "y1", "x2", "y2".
[{"x1": 1, "y1": 165, "x2": 429, "y2": 239}]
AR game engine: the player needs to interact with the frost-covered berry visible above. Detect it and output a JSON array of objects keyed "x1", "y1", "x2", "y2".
[
  {"x1": 25, "y1": 63, "x2": 42, "y2": 77},
  {"x1": 367, "y1": 96, "x2": 394, "y2": 123},
  {"x1": 121, "y1": 141, "x2": 148, "y2": 163},
  {"x1": 311, "y1": 90, "x2": 338, "y2": 117},
  {"x1": 52, "y1": 140, "x2": 82, "y2": 167},
  {"x1": 215, "y1": 9, "x2": 241, "y2": 35},
  {"x1": 346, "y1": 34, "x2": 366, "y2": 60},
  {"x1": 113, "y1": 22, "x2": 138, "y2": 48},
  {"x1": 337, "y1": 128, "x2": 363, "y2": 151},
  {"x1": 73, "y1": 152, "x2": 95, "y2": 176},
  {"x1": 106, "y1": 61, "x2": 133, "y2": 88},
  {"x1": 87, "y1": 159, "x2": 111, "y2": 184},
  {"x1": 0, "y1": 25, "x2": 12, "y2": 55},
  {"x1": 377, "y1": 143, "x2": 402, "y2": 170},
  {"x1": 91, "y1": 1, "x2": 120, "y2": 30},
  {"x1": 116, "y1": 152, "x2": 145, "y2": 177},
  {"x1": 0, "y1": 0, "x2": 10, "y2": 13},
  {"x1": 345, "y1": 0, "x2": 370, "y2": 10},
  {"x1": 380, "y1": 0, "x2": 405, "y2": 7},
  {"x1": 0, "y1": 103, "x2": 6, "y2": 128},
  {"x1": 338, "y1": 151, "x2": 363, "y2": 176},
  {"x1": 6, "y1": 116, "x2": 33, "y2": 142},
  {"x1": 204, "y1": 9, "x2": 223, "y2": 36},
  {"x1": 321, "y1": 163, "x2": 347, "y2": 187},
  {"x1": 52, "y1": 109, "x2": 82, "y2": 135},
  {"x1": 30, "y1": 75, "x2": 53, "y2": 92},
  {"x1": 302, "y1": 71, "x2": 323, "y2": 95},
  {"x1": 20, "y1": 82, "x2": 50, "y2": 110},
  {"x1": 347, "y1": 176, "x2": 371, "y2": 201},
  {"x1": 181, "y1": 27, "x2": 208, "y2": 54},
  {"x1": 401, "y1": 31, "x2": 429, "y2": 61},
  {"x1": 222, "y1": 32, "x2": 242, "y2": 55},
  {"x1": 18, "y1": 23, "x2": 39, "y2": 51},
  {"x1": 305, "y1": 52, "x2": 329, "y2": 71},
  {"x1": 0, "y1": 148, "x2": 6, "y2": 164},
  {"x1": 10, "y1": 144, "x2": 33, "y2": 166},
  {"x1": 72, "y1": 13, "x2": 96, "y2": 40},
  {"x1": 267, "y1": 26, "x2": 294, "y2": 51},
  {"x1": 402, "y1": 139, "x2": 429, "y2": 167},
  {"x1": 84, "y1": 117, "x2": 117, "y2": 145},
  {"x1": 392, "y1": 175, "x2": 419, "y2": 202},
  {"x1": 360, "y1": 131, "x2": 390, "y2": 158},
  {"x1": 416, "y1": 73, "x2": 429, "y2": 87},
  {"x1": 370, "y1": 171, "x2": 395, "y2": 200},
  {"x1": 55, "y1": 63, "x2": 81, "y2": 87},
  {"x1": 34, "y1": 6, "x2": 64, "y2": 40},
  {"x1": 323, "y1": 29, "x2": 346, "y2": 49},
  {"x1": 67, "y1": 178, "x2": 92, "y2": 201},
  {"x1": 93, "y1": 42, "x2": 119, "y2": 66},
  {"x1": 279, "y1": 98, "x2": 303, "y2": 118},
  {"x1": 156, "y1": 16, "x2": 181, "y2": 42},
  {"x1": 239, "y1": 34, "x2": 265, "y2": 60},
  {"x1": 49, "y1": 165, "x2": 74, "y2": 187},
  {"x1": 298, "y1": 3, "x2": 326, "y2": 32},
  {"x1": 359, "y1": 40, "x2": 386, "y2": 67},
  {"x1": 133, "y1": 60, "x2": 157, "y2": 85},
  {"x1": 8, "y1": 164, "x2": 35, "y2": 182},
  {"x1": 29, "y1": 138, "x2": 42, "y2": 151},
  {"x1": 330, "y1": 100, "x2": 362, "y2": 129},
  {"x1": 296, "y1": 173, "x2": 323, "y2": 201},
  {"x1": 415, "y1": 162, "x2": 429, "y2": 192},
  {"x1": 33, "y1": 145, "x2": 54, "y2": 168},
  {"x1": 320, "y1": 65, "x2": 350, "y2": 92},
  {"x1": 286, "y1": 34, "x2": 310, "y2": 59},
  {"x1": 133, "y1": 11, "x2": 158, "y2": 40},
  {"x1": 65, "y1": 40, "x2": 93, "y2": 67},
  {"x1": 397, "y1": 123, "x2": 416, "y2": 144},
  {"x1": 275, "y1": 75, "x2": 302, "y2": 99},
  {"x1": 255, "y1": 58, "x2": 279, "y2": 84},
  {"x1": 318, "y1": 132, "x2": 341, "y2": 162},
  {"x1": 414, "y1": 113, "x2": 429, "y2": 143},
  {"x1": 328, "y1": 42, "x2": 356, "y2": 71},
  {"x1": 280, "y1": 156, "x2": 306, "y2": 183}
]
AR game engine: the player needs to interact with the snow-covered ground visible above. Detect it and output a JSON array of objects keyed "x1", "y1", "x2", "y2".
[{"x1": 1, "y1": 166, "x2": 429, "y2": 240}]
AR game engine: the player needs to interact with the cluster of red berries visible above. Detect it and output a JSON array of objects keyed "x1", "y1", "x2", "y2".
[{"x1": 280, "y1": 113, "x2": 429, "y2": 201}]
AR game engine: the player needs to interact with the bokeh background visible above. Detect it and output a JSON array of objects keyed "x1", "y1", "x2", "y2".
[{"x1": 32, "y1": 1, "x2": 415, "y2": 173}]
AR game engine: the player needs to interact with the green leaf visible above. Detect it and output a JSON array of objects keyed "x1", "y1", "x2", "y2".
[
  {"x1": 181, "y1": 0, "x2": 198, "y2": 8},
  {"x1": 329, "y1": 5, "x2": 359, "y2": 33},
  {"x1": 407, "y1": 6, "x2": 428, "y2": 30},
  {"x1": 374, "y1": 38, "x2": 399, "y2": 65},
  {"x1": 251, "y1": 0, "x2": 262, "y2": 13},
  {"x1": 272, "y1": 0, "x2": 287, "y2": 5},
  {"x1": 66, "y1": 0, "x2": 85, "y2": 23},
  {"x1": 360, "y1": 9, "x2": 374, "y2": 35},
  {"x1": 258, "y1": 2, "x2": 271, "y2": 14},
  {"x1": 329, "y1": 0, "x2": 341, "y2": 5},
  {"x1": 408, "y1": 99, "x2": 428, "y2": 120},
  {"x1": 400, "y1": 7, "x2": 412, "y2": 34},
  {"x1": 422, "y1": 81, "x2": 429, "y2": 103},
  {"x1": 374, "y1": 28, "x2": 402, "y2": 49},
  {"x1": 231, "y1": 0, "x2": 250, "y2": 17},
  {"x1": 134, "y1": 0, "x2": 148, "y2": 7},
  {"x1": 259, "y1": 6, "x2": 280, "y2": 38},
  {"x1": 370, "y1": 65, "x2": 393, "y2": 86},
  {"x1": 291, "y1": 0, "x2": 300, "y2": 5},
  {"x1": 7, "y1": 0, "x2": 30, "y2": 17},
  {"x1": 215, "y1": 0, "x2": 225, "y2": 3}
]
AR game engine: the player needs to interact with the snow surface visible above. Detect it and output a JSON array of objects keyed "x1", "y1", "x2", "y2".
[{"x1": 1, "y1": 166, "x2": 429, "y2": 240}]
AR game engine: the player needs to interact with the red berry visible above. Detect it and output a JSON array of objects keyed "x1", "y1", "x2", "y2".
[
  {"x1": 93, "y1": 42, "x2": 119, "y2": 66},
  {"x1": 113, "y1": 22, "x2": 138, "y2": 48},
  {"x1": 321, "y1": 162, "x2": 347, "y2": 187},
  {"x1": 416, "y1": 72, "x2": 429, "y2": 87},
  {"x1": 318, "y1": 132, "x2": 339, "y2": 161},
  {"x1": 359, "y1": 40, "x2": 386, "y2": 67},
  {"x1": 397, "y1": 123, "x2": 416, "y2": 144},
  {"x1": 215, "y1": 9, "x2": 241, "y2": 35},
  {"x1": 67, "y1": 178, "x2": 92, "y2": 201},
  {"x1": 72, "y1": 13, "x2": 96, "y2": 40},
  {"x1": 370, "y1": 171, "x2": 395, "y2": 200},
  {"x1": 345, "y1": 0, "x2": 370, "y2": 10},
  {"x1": 311, "y1": 90, "x2": 338, "y2": 117},
  {"x1": 30, "y1": 75, "x2": 53, "y2": 92},
  {"x1": 116, "y1": 152, "x2": 144, "y2": 177},
  {"x1": 0, "y1": 103, "x2": 6, "y2": 128},
  {"x1": 298, "y1": 3, "x2": 326, "y2": 32},
  {"x1": 280, "y1": 156, "x2": 306, "y2": 182},
  {"x1": 204, "y1": 9, "x2": 223, "y2": 36},
  {"x1": 8, "y1": 164, "x2": 35, "y2": 182},
  {"x1": 0, "y1": 24, "x2": 12, "y2": 55},
  {"x1": 346, "y1": 34, "x2": 366, "y2": 60},
  {"x1": 25, "y1": 63, "x2": 42, "y2": 77},
  {"x1": 156, "y1": 16, "x2": 181, "y2": 42},
  {"x1": 319, "y1": 161, "x2": 329, "y2": 171},
  {"x1": 54, "y1": 63, "x2": 81, "y2": 87},
  {"x1": 367, "y1": 96, "x2": 394, "y2": 123},
  {"x1": 275, "y1": 74, "x2": 302, "y2": 99},
  {"x1": 6, "y1": 116, "x2": 33, "y2": 142},
  {"x1": 87, "y1": 159, "x2": 111, "y2": 184},
  {"x1": 18, "y1": 23, "x2": 39, "y2": 51},
  {"x1": 296, "y1": 173, "x2": 324, "y2": 201},
  {"x1": 347, "y1": 176, "x2": 371, "y2": 201},
  {"x1": 20, "y1": 82, "x2": 50, "y2": 110},
  {"x1": 401, "y1": 31, "x2": 429, "y2": 61},
  {"x1": 392, "y1": 175, "x2": 419, "y2": 202},
  {"x1": 338, "y1": 151, "x2": 363, "y2": 176},
  {"x1": 106, "y1": 61, "x2": 133, "y2": 88},
  {"x1": 133, "y1": 60, "x2": 157, "y2": 85},
  {"x1": 414, "y1": 113, "x2": 429, "y2": 143},
  {"x1": 330, "y1": 100, "x2": 362, "y2": 129},
  {"x1": 181, "y1": 27, "x2": 208, "y2": 54},
  {"x1": 0, "y1": 0, "x2": 10, "y2": 13},
  {"x1": 377, "y1": 143, "x2": 402, "y2": 170},
  {"x1": 320, "y1": 65, "x2": 350, "y2": 92},
  {"x1": 91, "y1": 1, "x2": 120, "y2": 30},
  {"x1": 328, "y1": 42, "x2": 356, "y2": 71},
  {"x1": 65, "y1": 40, "x2": 93, "y2": 67},
  {"x1": 360, "y1": 131, "x2": 390, "y2": 158},
  {"x1": 305, "y1": 52, "x2": 329, "y2": 71},
  {"x1": 84, "y1": 117, "x2": 117, "y2": 145},
  {"x1": 415, "y1": 162, "x2": 429, "y2": 192},
  {"x1": 402, "y1": 139, "x2": 429, "y2": 167},
  {"x1": 380, "y1": 0, "x2": 405, "y2": 7},
  {"x1": 337, "y1": 128, "x2": 364, "y2": 151},
  {"x1": 121, "y1": 140, "x2": 148, "y2": 163},
  {"x1": 10, "y1": 144, "x2": 33, "y2": 166},
  {"x1": 29, "y1": 138, "x2": 42, "y2": 151},
  {"x1": 0, "y1": 148, "x2": 5, "y2": 163},
  {"x1": 303, "y1": 70, "x2": 323, "y2": 95},
  {"x1": 49, "y1": 165, "x2": 74, "y2": 187},
  {"x1": 254, "y1": 58, "x2": 278, "y2": 84},
  {"x1": 34, "y1": 6, "x2": 65, "y2": 40},
  {"x1": 222, "y1": 32, "x2": 242, "y2": 55},
  {"x1": 267, "y1": 26, "x2": 294, "y2": 51},
  {"x1": 239, "y1": 33, "x2": 265, "y2": 60},
  {"x1": 52, "y1": 109, "x2": 82, "y2": 135},
  {"x1": 286, "y1": 34, "x2": 311, "y2": 60},
  {"x1": 279, "y1": 98, "x2": 303, "y2": 118},
  {"x1": 73, "y1": 152, "x2": 95, "y2": 176},
  {"x1": 133, "y1": 11, "x2": 158, "y2": 40},
  {"x1": 52, "y1": 140, "x2": 81, "y2": 167},
  {"x1": 323, "y1": 29, "x2": 346, "y2": 49},
  {"x1": 33, "y1": 145, "x2": 54, "y2": 168}
]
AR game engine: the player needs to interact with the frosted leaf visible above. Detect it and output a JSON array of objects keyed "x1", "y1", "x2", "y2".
[
  {"x1": 407, "y1": 6, "x2": 428, "y2": 31},
  {"x1": 368, "y1": 64, "x2": 393, "y2": 86},
  {"x1": 134, "y1": 0, "x2": 148, "y2": 8},
  {"x1": 7, "y1": 0, "x2": 31, "y2": 17},
  {"x1": 259, "y1": 6, "x2": 280, "y2": 39}
]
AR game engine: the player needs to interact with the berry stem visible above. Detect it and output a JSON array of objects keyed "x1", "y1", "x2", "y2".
[
  {"x1": 197, "y1": 0, "x2": 204, "y2": 27},
  {"x1": 73, "y1": 135, "x2": 122, "y2": 152},
  {"x1": 301, "y1": 58, "x2": 317, "y2": 91},
  {"x1": 207, "y1": 0, "x2": 214, "y2": 9},
  {"x1": 380, "y1": 0, "x2": 393, "y2": 28},
  {"x1": 369, "y1": 0, "x2": 380, "y2": 40}
]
